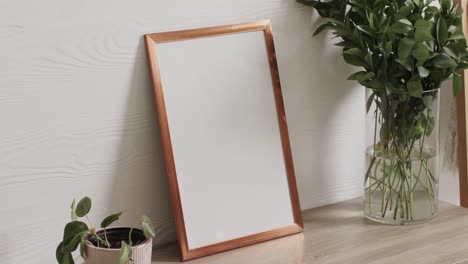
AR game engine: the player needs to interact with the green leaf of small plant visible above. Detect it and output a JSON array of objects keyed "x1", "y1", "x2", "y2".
[
  {"x1": 141, "y1": 215, "x2": 156, "y2": 238},
  {"x1": 63, "y1": 231, "x2": 87, "y2": 252},
  {"x1": 119, "y1": 241, "x2": 132, "y2": 264},
  {"x1": 56, "y1": 242, "x2": 64, "y2": 262},
  {"x1": 71, "y1": 199, "x2": 77, "y2": 222},
  {"x1": 61, "y1": 252, "x2": 74, "y2": 264},
  {"x1": 75, "y1": 197, "x2": 92, "y2": 217},
  {"x1": 101, "y1": 212, "x2": 123, "y2": 228},
  {"x1": 63, "y1": 221, "x2": 88, "y2": 249},
  {"x1": 80, "y1": 241, "x2": 87, "y2": 259}
]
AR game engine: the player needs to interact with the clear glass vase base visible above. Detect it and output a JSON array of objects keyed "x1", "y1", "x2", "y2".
[
  {"x1": 365, "y1": 212, "x2": 438, "y2": 226},
  {"x1": 364, "y1": 189, "x2": 438, "y2": 225}
]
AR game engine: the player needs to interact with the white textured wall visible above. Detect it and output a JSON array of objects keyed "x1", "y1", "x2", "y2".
[{"x1": 0, "y1": 1, "x2": 385, "y2": 263}]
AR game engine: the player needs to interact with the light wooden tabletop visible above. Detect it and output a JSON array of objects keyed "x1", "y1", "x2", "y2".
[{"x1": 151, "y1": 198, "x2": 468, "y2": 264}]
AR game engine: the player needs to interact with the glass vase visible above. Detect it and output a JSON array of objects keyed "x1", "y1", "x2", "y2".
[{"x1": 364, "y1": 88, "x2": 440, "y2": 225}]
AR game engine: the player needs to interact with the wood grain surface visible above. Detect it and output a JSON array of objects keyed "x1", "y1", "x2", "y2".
[{"x1": 152, "y1": 198, "x2": 468, "y2": 264}]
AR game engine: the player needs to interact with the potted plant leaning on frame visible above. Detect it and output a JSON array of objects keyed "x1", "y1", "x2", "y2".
[
  {"x1": 298, "y1": 0, "x2": 468, "y2": 224},
  {"x1": 56, "y1": 197, "x2": 156, "y2": 264}
]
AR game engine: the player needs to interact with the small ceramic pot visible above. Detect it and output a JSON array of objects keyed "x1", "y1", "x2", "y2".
[{"x1": 85, "y1": 227, "x2": 152, "y2": 264}]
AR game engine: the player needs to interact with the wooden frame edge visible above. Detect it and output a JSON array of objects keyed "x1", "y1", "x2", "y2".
[
  {"x1": 144, "y1": 20, "x2": 303, "y2": 261},
  {"x1": 456, "y1": 83, "x2": 468, "y2": 207},
  {"x1": 263, "y1": 23, "x2": 304, "y2": 227},
  {"x1": 184, "y1": 224, "x2": 303, "y2": 261},
  {"x1": 145, "y1": 19, "x2": 271, "y2": 43},
  {"x1": 144, "y1": 35, "x2": 191, "y2": 260},
  {"x1": 456, "y1": 0, "x2": 468, "y2": 207}
]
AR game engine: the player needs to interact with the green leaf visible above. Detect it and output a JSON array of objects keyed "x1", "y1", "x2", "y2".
[
  {"x1": 456, "y1": 63, "x2": 468, "y2": 71},
  {"x1": 412, "y1": 43, "x2": 430, "y2": 61},
  {"x1": 80, "y1": 242, "x2": 87, "y2": 259},
  {"x1": 441, "y1": 0, "x2": 451, "y2": 11},
  {"x1": 437, "y1": 17, "x2": 449, "y2": 45},
  {"x1": 142, "y1": 215, "x2": 156, "y2": 238},
  {"x1": 396, "y1": 58, "x2": 412, "y2": 71},
  {"x1": 412, "y1": 125, "x2": 425, "y2": 137},
  {"x1": 101, "y1": 212, "x2": 123, "y2": 228},
  {"x1": 343, "y1": 53, "x2": 368, "y2": 67},
  {"x1": 385, "y1": 41, "x2": 393, "y2": 55},
  {"x1": 380, "y1": 122, "x2": 390, "y2": 142},
  {"x1": 61, "y1": 253, "x2": 74, "y2": 264},
  {"x1": 359, "y1": 79, "x2": 384, "y2": 90},
  {"x1": 425, "y1": 115, "x2": 435, "y2": 136},
  {"x1": 399, "y1": 19, "x2": 412, "y2": 26},
  {"x1": 347, "y1": 71, "x2": 375, "y2": 81},
  {"x1": 414, "y1": 19, "x2": 433, "y2": 42},
  {"x1": 75, "y1": 197, "x2": 91, "y2": 217},
  {"x1": 63, "y1": 231, "x2": 87, "y2": 252},
  {"x1": 425, "y1": 6, "x2": 438, "y2": 14},
  {"x1": 418, "y1": 66, "x2": 430, "y2": 78},
  {"x1": 407, "y1": 79, "x2": 423, "y2": 98},
  {"x1": 63, "y1": 221, "x2": 88, "y2": 249},
  {"x1": 119, "y1": 241, "x2": 132, "y2": 264},
  {"x1": 398, "y1": 38, "x2": 415, "y2": 60},
  {"x1": 399, "y1": 6, "x2": 413, "y2": 17},
  {"x1": 356, "y1": 25, "x2": 375, "y2": 36},
  {"x1": 432, "y1": 54, "x2": 457, "y2": 68},
  {"x1": 343, "y1": 48, "x2": 362, "y2": 56},
  {"x1": 313, "y1": 23, "x2": 335, "y2": 36},
  {"x1": 71, "y1": 199, "x2": 77, "y2": 222},
  {"x1": 448, "y1": 33, "x2": 466, "y2": 41},
  {"x1": 328, "y1": 18, "x2": 345, "y2": 26},
  {"x1": 423, "y1": 95, "x2": 433, "y2": 108},
  {"x1": 390, "y1": 20, "x2": 413, "y2": 34},
  {"x1": 443, "y1": 47, "x2": 458, "y2": 59},
  {"x1": 56, "y1": 242, "x2": 64, "y2": 262},
  {"x1": 453, "y1": 73, "x2": 463, "y2": 96},
  {"x1": 296, "y1": 0, "x2": 318, "y2": 7},
  {"x1": 366, "y1": 93, "x2": 375, "y2": 113}
]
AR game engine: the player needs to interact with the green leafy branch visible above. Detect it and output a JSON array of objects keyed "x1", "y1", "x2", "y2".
[{"x1": 299, "y1": 0, "x2": 468, "y2": 96}]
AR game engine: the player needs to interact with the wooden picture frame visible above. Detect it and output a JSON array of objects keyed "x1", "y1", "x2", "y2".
[
  {"x1": 144, "y1": 20, "x2": 303, "y2": 261},
  {"x1": 455, "y1": 0, "x2": 468, "y2": 207}
]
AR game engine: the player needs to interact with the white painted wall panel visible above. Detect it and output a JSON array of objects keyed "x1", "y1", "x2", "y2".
[{"x1": 4, "y1": 0, "x2": 462, "y2": 263}]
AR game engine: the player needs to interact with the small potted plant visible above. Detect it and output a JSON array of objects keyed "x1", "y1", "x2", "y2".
[{"x1": 56, "y1": 197, "x2": 156, "y2": 264}]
